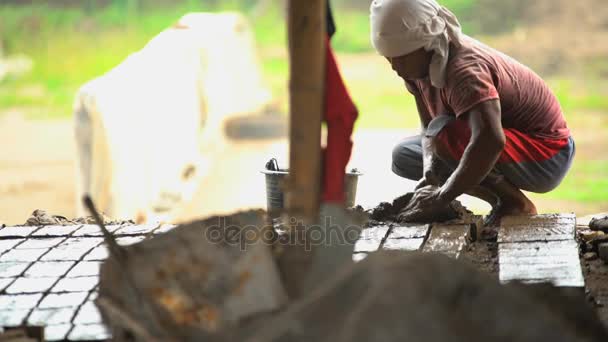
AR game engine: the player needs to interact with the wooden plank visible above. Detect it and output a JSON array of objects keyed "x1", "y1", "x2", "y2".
[
  {"x1": 285, "y1": 0, "x2": 326, "y2": 223},
  {"x1": 498, "y1": 213, "x2": 575, "y2": 243},
  {"x1": 421, "y1": 224, "x2": 470, "y2": 259},
  {"x1": 499, "y1": 240, "x2": 584, "y2": 288}
]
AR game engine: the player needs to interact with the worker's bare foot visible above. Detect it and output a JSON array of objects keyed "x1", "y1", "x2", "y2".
[{"x1": 485, "y1": 196, "x2": 537, "y2": 227}]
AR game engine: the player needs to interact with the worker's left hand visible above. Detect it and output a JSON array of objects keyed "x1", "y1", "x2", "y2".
[{"x1": 397, "y1": 185, "x2": 450, "y2": 222}]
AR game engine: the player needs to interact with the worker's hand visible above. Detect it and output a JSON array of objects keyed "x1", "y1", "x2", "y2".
[
  {"x1": 397, "y1": 185, "x2": 450, "y2": 222},
  {"x1": 415, "y1": 171, "x2": 440, "y2": 190}
]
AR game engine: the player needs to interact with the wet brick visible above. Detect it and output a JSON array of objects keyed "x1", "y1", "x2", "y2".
[
  {"x1": 0, "y1": 239, "x2": 25, "y2": 255},
  {"x1": 116, "y1": 236, "x2": 146, "y2": 246},
  {"x1": 68, "y1": 323, "x2": 110, "y2": 340},
  {"x1": 0, "y1": 262, "x2": 30, "y2": 278},
  {"x1": 0, "y1": 293, "x2": 43, "y2": 309},
  {"x1": 51, "y1": 276, "x2": 98, "y2": 293},
  {"x1": 114, "y1": 222, "x2": 160, "y2": 235},
  {"x1": 38, "y1": 292, "x2": 88, "y2": 309},
  {"x1": 0, "y1": 308, "x2": 30, "y2": 326},
  {"x1": 83, "y1": 246, "x2": 108, "y2": 261},
  {"x1": 382, "y1": 238, "x2": 425, "y2": 251},
  {"x1": 15, "y1": 237, "x2": 65, "y2": 250},
  {"x1": 32, "y1": 225, "x2": 82, "y2": 237},
  {"x1": 72, "y1": 224, "x2": 122, "y2": 237},
  {"x1": 0, "y1": 226, "x2": 40, "y2": 238},
  {"x1": 44, "y1": 324, "x2": 73, "y2": 341},
  {"x1": 25, "y1": 261, "x2": 75, "y2": 277},
  {"x1": 73, "y1": 301, "x2": 102, "y2": 324},
  {"x1": 66, "y1": 262, "x2": 101, "y2": 278},
  {"x1": 0, "y1": 248, "x2": 48, "y2": 262},
  {"x1": 28, "y1": 307, "x2": 75, "y2": 325},
  {"x1": 354, "y1": 239, "x2": 382, "y2": 253},
  {"x1": 5, "y1": 277, "x2": 57, "y2": 294},
  {"x1": 153, "y1": 224, "x2": 177, "y2": 234},
  {"x1": 353, "y1": 253, "x2": 368, "y2": 262},
  {"x1": 41, "y1": 238, "x2": 103, "y2": 261},
  {"x1": 0, "y1": 277, "x2": 15, "y2": 291}
]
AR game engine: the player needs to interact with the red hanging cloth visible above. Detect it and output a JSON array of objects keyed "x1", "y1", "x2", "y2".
[{"x1": 321, "y1": 37, "x2": 358, "y2": 203}]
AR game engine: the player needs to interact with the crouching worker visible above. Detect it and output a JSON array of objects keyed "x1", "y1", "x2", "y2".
[{"x1": 370, "y1": 0, "x2": 575, "y2": 224}]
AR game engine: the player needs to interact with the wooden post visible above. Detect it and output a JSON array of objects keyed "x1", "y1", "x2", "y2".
[{"x1": 286, "y1": 0, "x2": 326, "y2": 223}]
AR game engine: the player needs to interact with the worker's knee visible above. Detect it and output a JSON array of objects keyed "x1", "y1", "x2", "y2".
[{"x1": 391, "y1": 136, "x2": 423, "y2": 180}]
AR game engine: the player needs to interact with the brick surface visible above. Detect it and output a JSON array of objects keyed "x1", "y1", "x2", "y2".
[
  {"x1": 41, "y1": 238, "x2": 103, "y2": 261},
  {"x1": 383, "y1": 238, "x2": 425, "y2": 251},
  {"x1": 0, "y1": 277, "x2": 15, "y2": 291},
  {"x1": 114, "y1": 222, "x2": 160, "y2": 235},
  {"x1": 499, "y1": 240, "x2": 584, "y2": 287},
  {"x1": 0, "y1": 293, "x2": 42, "y2": 309},
  {"x1": 52, "y1": 276, "x2": 98, "y2": 293},
  {"x1": 116, "y1": 236, "x2": 146, "y2": 246},
  {"x1": 359, "y1": 226, "x2": 390, "y2": 241},
  {"x1": 0, "y1": 262, "x2": 30, "y2": 278},
  {"x1": 71, "y1": 224, "x2": 121, "y2": 237},
  {"x1": 0, "y1": 248, "x2": 48, "y2": 262},
  {"x1": 354, "y1": 238, "x2": 382, "y2": 253},
  {"x1": 352, "y1": 253, "x2": 368, "y2": 262},
  {"x1": 15, "y1": 237, "x2": 65, "y2": 250},
  {"x1": 73, "y1": 301, "x2": 102, "y2": 325},
  {"x1": 44, "y1": 324, "x2": 73, "y2": 341},
  {"x1": 68, "y1": 323, "x2": 110, "y2": 341},
  {"x1": 66, "y1": 262, "x2": 101, "y2": 278},
  {"x1": 498, "y1": 213, "x2": 576, "y2": 243},
  {"x1": 388, "y1": 224, "x2": 429, "y2": 240},
  {"x1": 153, "y1": 223, "x2": 177, "y2": 234},
  {"x1": 83, "y1": 246, "x2": 108, "y2": 261},
  {"x1": 28, "y1": 307, "x2": 75, "y2": 325},
  {"x1": 38, "y1": 292, "x2": 88, "y2": 309},
  {"x1": 0, "y1": 308, "x2": 30, "y2": 326},
  {"x1": 498, "y1": 213, "x2": 584, "y2": 288},
  {"x1": 25, "y1": 261, "x2": 75, "y2": 277},
  {"x1": 32, "y1": 225, "x2": 83, "y2": 237},
  {"x1": 0, "y1": 226, "x2": 40, "y2": 238},
  {"x1": 422, "y1": 224, "x2": 470, "y2": 259},
  {"x1": 5, "y1": 277, "x2": 57, "y2": 294},
  {"x1": 0, "y1": 239, "x2": 25, "y2": 255}
]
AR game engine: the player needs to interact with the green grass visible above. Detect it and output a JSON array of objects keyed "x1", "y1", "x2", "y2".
[{"x1": 546, "y1": 160, "x2": 608, "y2": 203}]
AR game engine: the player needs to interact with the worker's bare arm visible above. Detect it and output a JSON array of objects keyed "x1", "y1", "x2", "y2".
[
  {"x1": 406, "y1": 81, "x2": 438, "y2": 187},
  {"x1": 438, "y1": 99, "x2": 505, "y2": 202}
]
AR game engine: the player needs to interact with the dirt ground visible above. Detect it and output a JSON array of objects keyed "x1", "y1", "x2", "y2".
[
  {"x1": 582, "y1": 253, "x2": 608, "y2": 326},
  {"x1": 461, "y1": 232, "x2": 608, "y2": 328}
]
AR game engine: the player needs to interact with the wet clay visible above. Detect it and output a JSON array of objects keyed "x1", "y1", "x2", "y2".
[{"x1": 370, "y1": 192, "x2": 472, "y2": 223}]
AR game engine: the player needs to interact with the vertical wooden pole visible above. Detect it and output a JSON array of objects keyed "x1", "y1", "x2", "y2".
[{"x1": 286, "y1": 0, "x2": 326, "y2": 223}]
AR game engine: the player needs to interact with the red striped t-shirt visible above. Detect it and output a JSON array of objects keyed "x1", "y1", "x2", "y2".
[{"x1": 406, "y1": 35, "x2": 570, "y2": 140}]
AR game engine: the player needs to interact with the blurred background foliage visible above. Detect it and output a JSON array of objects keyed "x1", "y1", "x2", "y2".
[{"x1": 0, "y1": 0, "x2": 607, "y2": 211}]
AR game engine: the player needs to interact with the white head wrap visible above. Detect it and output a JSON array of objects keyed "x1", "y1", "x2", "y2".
[{"x1": 370, "y1": 0, "x2": 463, "y2": 88}]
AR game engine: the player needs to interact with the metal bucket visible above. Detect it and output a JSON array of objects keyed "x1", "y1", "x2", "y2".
[{"x1": 261, "y1": 169, "x2": 362, "y2": 213}]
